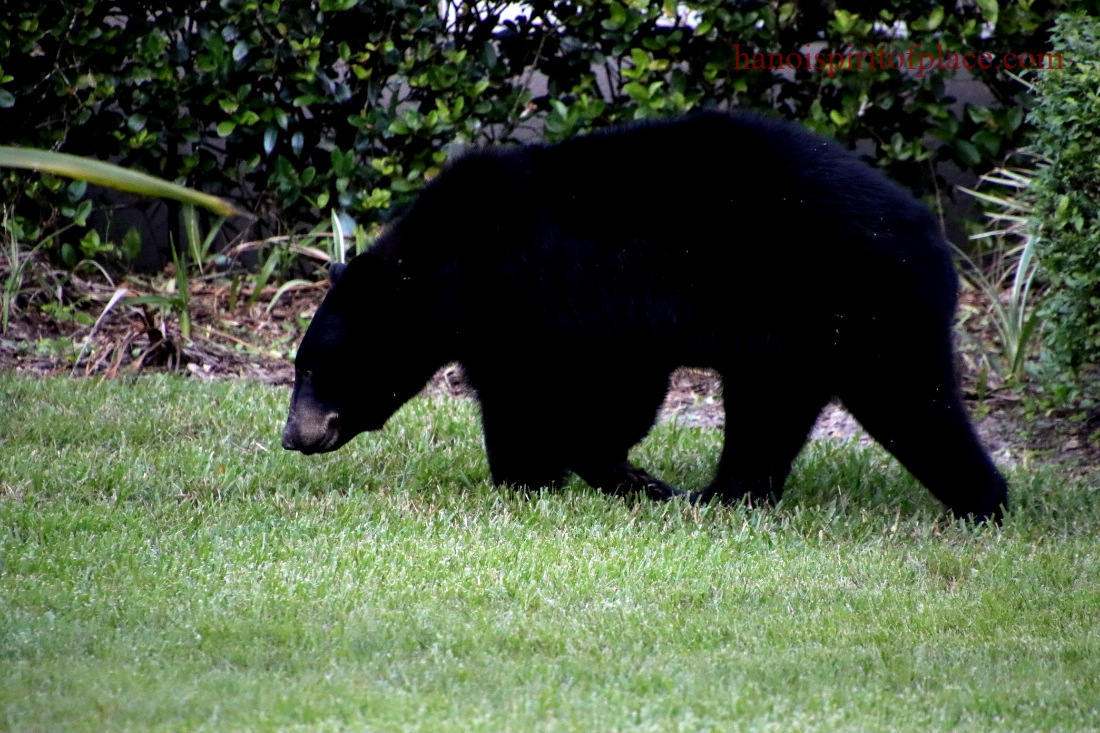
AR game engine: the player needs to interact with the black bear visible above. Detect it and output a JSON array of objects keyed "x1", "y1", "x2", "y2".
[{"x1": 282, "y1": 111, "x2": 1008, "y2": 522}]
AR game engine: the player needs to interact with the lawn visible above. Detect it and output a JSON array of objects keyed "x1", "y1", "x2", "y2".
[{"x1": 1, "y1": 374, "x2": 1098, "y2": 732}]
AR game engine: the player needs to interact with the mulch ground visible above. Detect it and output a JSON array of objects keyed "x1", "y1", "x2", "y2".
[{"x1": 2, "y1": 270, "x2": 1097, "y2": 475}]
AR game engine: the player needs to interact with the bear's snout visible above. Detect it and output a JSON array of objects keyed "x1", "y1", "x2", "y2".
[{"x1": 282, "y1": 408, "x2": 341, "y2": 454}]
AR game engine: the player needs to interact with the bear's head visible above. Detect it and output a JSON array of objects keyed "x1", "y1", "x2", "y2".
[{"x1": 282, "y1": 253, "x2": 438, "y2": 454}]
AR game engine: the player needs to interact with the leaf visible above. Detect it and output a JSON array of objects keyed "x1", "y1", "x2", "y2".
[
  {"x1": 217, "y1": 121, "x2": 237, "y2": 137},
  {"x1": 79, "y1": 229, "x2": 101, "y2": 257},
  {"x1": 61, "y1": 243, "x2": 77, "y2": 268},
  {"x1": 0, "y1": 147, "x2": 241, "y2": 216},
  {"x1": 604, "y1": 2, "x2": 628, "y2": 30},
  {"x1": 0, "y1": 90, "x2": 14, "y2": 108},
  {"x1": 330, "y1": 147, "x2": 355, "y2": 177},
  {"x1": 972, "y1": 129, "x2": 1001, "y2": 157},
  {"x1": 480, "y1": 41, "x2": 497, "y2": 69},
  {"x1": 264, "y1": 125, "x2": 277, "y2": 155},
  {"x1": 927, "y1": 7, "x2": 944, "y2": 31},
  {"x1": 121, "y1": 227, "x2": 143, "y2": 261},
  {"x1": 73, "y1": 199, "x2": 93, "y2": 227},
  {"x1": 976, "y1": 0, "x2": 998, "y2": 25},
  {"x1": 955, "y1": 140, "x2": 982, "y2": 167},
  {"x1": 623, "y1": 81, "x2": 650, "y2": 100}
]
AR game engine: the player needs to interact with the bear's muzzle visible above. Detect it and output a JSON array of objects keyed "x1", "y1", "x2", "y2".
[{"x1": 282, "y1": 408, "x2": 342, "y2": 454}]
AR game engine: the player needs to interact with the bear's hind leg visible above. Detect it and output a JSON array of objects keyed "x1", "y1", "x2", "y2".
[
  {"x1": 693, "y1": 368, "x2": 830, "y2": 507},
  {"x1": 837, "y1": 352, "x2": 1007, "y2": 522}
]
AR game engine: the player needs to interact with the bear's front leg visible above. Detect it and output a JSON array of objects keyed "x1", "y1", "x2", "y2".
[
  {"x1": 480, "y1": 403, "x2": 566, "y2": 492},
  {"x1": 572, "y1": 460, "x2": 685, "y2": 501},
  {"x1": 487, "y1": 459, "x2": 566, "y2": 493},
  {"x1": 484, "y1": 438, "x2": 566, "y2": 492}
]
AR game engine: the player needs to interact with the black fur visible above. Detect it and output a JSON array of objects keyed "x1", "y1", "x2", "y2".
[{"x1": 283, "y1": 111, "x2": 1008, "y2": 521}]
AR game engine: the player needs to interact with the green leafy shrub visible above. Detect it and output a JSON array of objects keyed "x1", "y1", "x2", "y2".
[
  {"x1": 0, "y1": 0, "x2": 1090, "y2": 250},
  {"x1": 1029, "y1": 12, "x2": 1100, "y2": 374},
  {"x1": 0, "y1": 0, "x2": 545, "y2": 231}
]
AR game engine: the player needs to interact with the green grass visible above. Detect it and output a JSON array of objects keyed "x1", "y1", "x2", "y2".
[{"x1": 1, "y1": 374, "x2": 1098, "y2": 732}]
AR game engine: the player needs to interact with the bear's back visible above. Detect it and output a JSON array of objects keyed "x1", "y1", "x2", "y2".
[{"x1": 372, "y1": 112, "x2": 953, "y2": 335}]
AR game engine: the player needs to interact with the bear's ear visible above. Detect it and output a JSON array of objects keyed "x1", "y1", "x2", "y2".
[{"x1": 328, "y1": 262, "x2": 348, "y2": 286}]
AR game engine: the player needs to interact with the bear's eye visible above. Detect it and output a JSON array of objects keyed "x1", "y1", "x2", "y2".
[{"x1": 305, "y1": 369, "x2": 314, "y2": 379}]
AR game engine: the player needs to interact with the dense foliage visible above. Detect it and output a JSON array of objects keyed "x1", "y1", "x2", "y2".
[
  {"x1": 0, "y1": 0, "x2": 1087, "y2": 246},
  {"x1": 1029, "y1": 13, "x2": 1100, "y2": 374}
]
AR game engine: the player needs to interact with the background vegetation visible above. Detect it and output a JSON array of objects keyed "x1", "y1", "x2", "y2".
[
  {"x1": 1, "y1": 0, "x2": 1091, "y2": 240},
  {"x1": 1028, "y1": 13, "x2": 1100, "y2": 377},
  {"x1": 5, "y1": 0, "x2": 1099, "y2": 390},
  {"x1": 3, "y1": 0, "x2": 1098, "y2": 390}
]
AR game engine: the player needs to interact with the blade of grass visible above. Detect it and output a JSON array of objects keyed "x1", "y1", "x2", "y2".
[
  {"x1": 225, "y1": 239, "x2": 330, "y2": 262},
  {"x1": 247, "y1": 247, "x2": 282, "y2": 308},
  {"x1": 73, "y1": 258, "x2": 117, "y2": 288},
  {"x1": 125, "y1": 295, "x2": 184, "y2": 309},
  {"x1": 171, "y1": 241, "x2": 191, "y2": 340},
  {"x1": 183, "y1": 203, "x2": 227, "y2": 269},
  {"x1": 183, "y1": 203, "x2": 202, "y2": 267},
  {"x1": 331, "y1": 209, "x2": 346, "y2": 265},
  {"x1": 1, "y1": 207, "x2": 41, "y2": 334},
  {"x1": 1012, "y1": 311, "x2": 1042, "y2": 378},
  {"x1": 71, "y1": 287, "x2": 130, "y2": 376},
  {"x1": 266, "y1": 279, "x2": 323, "y2": 313},
  {"x1": 200, "y1": 215, "x2": 227, "y2": 263}
]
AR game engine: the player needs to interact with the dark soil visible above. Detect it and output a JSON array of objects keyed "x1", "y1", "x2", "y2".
[{"x1": 2, "y1": 273, "x2": 1097, "y2": 474}]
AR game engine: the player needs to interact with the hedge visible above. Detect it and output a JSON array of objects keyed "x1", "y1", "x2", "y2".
[
  {"x1": 0, "y1": 0, "x2": 1092, "y2": 246},
  {"x1": 1029, "y1": 12, "x2": 1100, "y2": 374}
]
